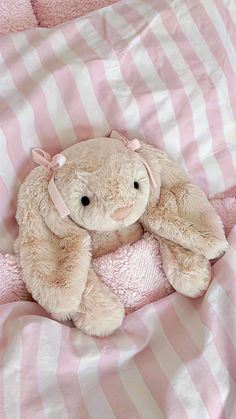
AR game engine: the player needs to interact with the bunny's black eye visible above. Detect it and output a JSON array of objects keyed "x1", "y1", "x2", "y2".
[
  {"x1": 81, "y1": 196, "x2": 90, "y2": 206},
  {"x1": 134, "y1": 181, "x2": 139, "y2": 190}
]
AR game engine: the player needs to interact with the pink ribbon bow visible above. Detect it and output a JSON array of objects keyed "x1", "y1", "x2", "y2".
[
  {"x1": 32, "y1": 132, "x2": 156, "y2": 217},
  {"x1": 32, "y1": 148, "x2": 70, "y2": 218},
  {"x1": 110, "y1": 130, "x2": 157, "y2": 188}
]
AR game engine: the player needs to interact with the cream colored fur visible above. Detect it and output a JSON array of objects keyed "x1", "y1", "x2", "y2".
[{"x1": 15, "y1": 136, "x2": 228, "y2": 336}]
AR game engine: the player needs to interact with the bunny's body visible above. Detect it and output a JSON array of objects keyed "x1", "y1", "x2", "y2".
[{"x1": 15, "y1": 132, "x2": 227, "y2": 336}]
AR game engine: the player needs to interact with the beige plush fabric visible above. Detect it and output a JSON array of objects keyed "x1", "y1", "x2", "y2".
[{"x1": 15, "y1": 137, "x2": 227, "y2": 336}]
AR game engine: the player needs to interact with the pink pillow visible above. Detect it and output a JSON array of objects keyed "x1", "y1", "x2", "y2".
[
  {"x1": 0, "y1": 0, "x2": 37, "y2": 36},
  {"x1": 31, "y1": 0, "x2": 119, "y2": 28}
]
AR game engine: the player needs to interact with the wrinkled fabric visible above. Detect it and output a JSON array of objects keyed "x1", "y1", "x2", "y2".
[
  {"x1": 31, "y1": 0, "x2": 119, "y2": 28},
  {"x1": 0, "y1": 227, "x2": 236, "y2": 418},
  {"x1": 1, "y1": 0, "x2": 236, "y2": 253},
  {"x1": 1, "y1": 0, "x2": 236, "y2": 416},
  {"x1": 0, "y1": 193, "x2": 235, "y2": 310},
  {"x1": 93, "y1": 233, "x2": 173, "y2": 314}
]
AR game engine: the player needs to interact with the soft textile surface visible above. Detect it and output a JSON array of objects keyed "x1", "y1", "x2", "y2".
[
  {"x1": 1, "y1": 0, "x2": 236, "y2": 252},
  {"x1": 0, "y1": 228, "x2": 236, "y2": 418},
  {"x1": 1, "y1": 1, "x2": 236, "y2": 416},
  {"x1": 0, "y1": 0, "x2": 119, "y2": 36},
  {"x1": 211, "y1": 187, "x2": 236, "y2": 236},
  {"x1": 0, "y1": 232, "x2": 174, "y2": 311},
  {"x1": 1, "y1": 192, "x2": 235, "y2": 307},
  {"x1": 31, "y1": 0, "x2": 119, "y2": 28},
  {"x1": 0, "y1": 0, "x2": 37, "y2": 35},
  {"x1": 93, "y1": 232, "x2": 174, "y2": 313}
]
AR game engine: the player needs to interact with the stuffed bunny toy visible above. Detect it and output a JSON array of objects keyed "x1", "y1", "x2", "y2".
[{"x1": 15, "y1": 131, "x2": 228, "y2": 337}]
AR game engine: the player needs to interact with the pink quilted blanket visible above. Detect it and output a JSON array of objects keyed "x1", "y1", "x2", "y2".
[
  {"x1": 0, "y1": 0, "x2": 118, "y2": 35},
  {"x1": 1, "y1": 0, "x2": 236, "y2": 417}
]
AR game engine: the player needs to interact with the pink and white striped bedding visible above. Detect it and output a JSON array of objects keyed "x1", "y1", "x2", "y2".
[
  {"x1": 1, "y1": 0, "x2": 236, "y2": 252},
  {"x1": 0, "y1": 229, "x2": 236, "y2": 418},
  {"x1": 0, "y1": 0, "x2": 236, "y2": 417}
]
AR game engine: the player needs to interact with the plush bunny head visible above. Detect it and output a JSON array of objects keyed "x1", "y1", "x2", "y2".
[
  {"x1": 15, "y1": 132, "x2": 228, "y2": 335},
  {"x1": 57, "y1": 136, "x2": 158, "y2": 232}
]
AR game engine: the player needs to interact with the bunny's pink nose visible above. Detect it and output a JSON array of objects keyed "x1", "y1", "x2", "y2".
[{"x1": 112, "y1": 205, "x2": 134, "y2": 220}]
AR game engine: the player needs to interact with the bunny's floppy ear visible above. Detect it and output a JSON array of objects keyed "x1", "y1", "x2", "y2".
[
  {"x1": 15, "y1": 158, "x2": 91, "y2": 321},
  {"x1": 138, "y1": 142, "x2": 228, "y2": 260}
]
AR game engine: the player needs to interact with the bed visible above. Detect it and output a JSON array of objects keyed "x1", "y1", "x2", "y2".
[{"x1": 0, "y1": 0, "x2": 236, "y2": 417}]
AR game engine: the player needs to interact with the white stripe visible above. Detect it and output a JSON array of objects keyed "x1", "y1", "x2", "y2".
[
  {"x1": 0, "y1": 130, "x2": 19, "y2": 190},
  {"x1": 202, "y1": 0, "x2": 236, "y2": 75},
  {"x1": 44, "y1": 29, "x2": 110, "y2": 138},
  {"x1": 221, "y1": 0, "x2": 236, "y2": 28},
  {"x1": 168, "y1": 1, "x2": 236, "y2": 169},
  {"x1": 11, "y1": 33, "x2": 78, "y2": 150},
  {"x1": 138, "y1": 305, "x2": 209, "y2": 418},
  {"x1": 207, "y1": 280, "x2": 236, "y2": 348},
  {"x1": 0, "y1": 51, "x2": 41, "y2": 152},
  {"x1": 51, "y1": 31, "x2": 110, "y2": 137},
  {"x1": 0, "y1": 224, "x2": 14, "y2": 253},
  {"x1": 173, "y1": 297, "x2": 236, "y2": 416},
  {"x1": 0, "y1": 132, "x2": 18, "y2": 253},
  {"x1": 71, "y1": 332, "x2": 116, "y2": 419},
  {"x1": 76, "y1": 19, "x2": 144, "y2": 138},
  {"x1": 37, "y1": 321, "x2": 68, "y2": 419},
  {"x1": 224, "y1": 241, "x2": 236, "y2": 274},
  {"x1": 103, "y1": 9, "x2": 183, "y2": 167},
  {"x1": 110, "y1": 332, "x2": 165, "y2": 419},
  {"x1": 132, "y1": 0, "x2": 225, "y2": 194},
  {"x1": 3, "y1": 318, "x2": 22, "y2": 419}
]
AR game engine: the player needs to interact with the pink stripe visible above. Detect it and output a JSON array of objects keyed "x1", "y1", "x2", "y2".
[
  {"x1": 95, "y1": 337, "x2": 142, "y2": 419},
  {"x1": 0, "y1": 177, "x2": 18, "y2": 240},
  {"x1": 191, "y1": 298, "x2": 236, "y2": 385},
  {"x1": 158, "y1": 300, "x2": 227, "y2": 418},
  {"x1": 0, "y1": 98, "x2": 31, "y2": 182},
  {"x1": 112, "y1": 3, "x2": 209, "y2": 191},
  {"x1": 214, "y1": 0, "x2": 236, "y2": 54},
  {"x1": 0, "y1": 306, "x2": 13, "y2": 419},
  {"x1": 56, "y1": 327, "x2": 91, "y2": 419},
  {"x1": 185, "y1": 0, "x2": 236, "y2": 121},
  {"x1": 26, "y1": 31, "x2": 93, "y2": 141},
  {"x1": 61, "y1": 22, "x2": 127, "y2": 135},
  {"x1": 158, "y1": 0, "x2": 235, "y2": 189},
  {"x1": 20, "y1": 323, "x2": 45, "y2": 419},
  {"x1": 123, "y1": 312, "x2": 188, "y2": 418},
  {"x1": 1, "y1": 38, "x2": 60, "y2": 155},
  {"x1": 89, "y1": 14, "x2": 165, "y2": 148},
  {"x1": 0, "y1": 303, "x2": 47, "y2": 418},
  {"x1": 213, "y1": 260, "x2": 236, "y2": 309}
]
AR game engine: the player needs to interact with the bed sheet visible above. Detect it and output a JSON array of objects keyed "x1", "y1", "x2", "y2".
[
  {"x1": 1, "y1": 0, "x2": 236, "y2": 417},
  {"x1": 1, "y1": 0, "x2": 236, "y2": 252},
  {"x1": 0, "y1": 227, "x2": 236, "y2": 419}
]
